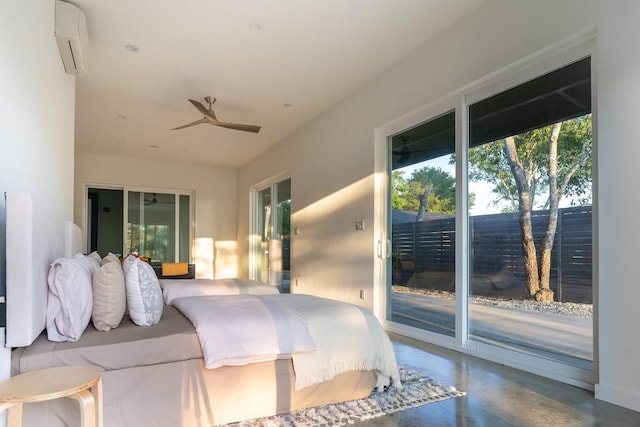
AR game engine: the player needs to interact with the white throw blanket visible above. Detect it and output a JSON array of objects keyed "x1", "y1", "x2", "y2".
[
  {"x1": 160, "y1": 278, "x2": 279, "y2": 305},
  {"x1": 171, "y1": 294, "x2": 316, "y2": 368},
  {"x1": 278, "y1": 294, "x2": 400, "y2": 390},
  {"x1": 172, "y1": 293, "x2": 401, "y2": 391}
]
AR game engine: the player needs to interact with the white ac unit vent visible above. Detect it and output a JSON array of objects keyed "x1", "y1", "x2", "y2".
[{"x1": 54, "y1": 0, "x2": 89, "y2": 75}]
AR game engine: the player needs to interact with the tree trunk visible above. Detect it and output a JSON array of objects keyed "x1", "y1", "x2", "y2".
[
  {"x1": 535, "y1": 122, "x2": 563, "y2": 302},
  {"x1": 415, "y1": 186, "x2": 431, "y2": 222},
  {"x1": 504, "y1": 137, "x2": 540, "y2": 298},
  {"x1": 522, "y1": 216, "x2": 540, "y2": 299}
]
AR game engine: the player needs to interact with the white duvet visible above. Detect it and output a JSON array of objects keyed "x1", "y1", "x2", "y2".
[
  {"x1": 171, "y1": 293, "x2": 401, "y2": 391},
  {"x1": 171, "y1": 294, "x2": 316, "y2": 368}
]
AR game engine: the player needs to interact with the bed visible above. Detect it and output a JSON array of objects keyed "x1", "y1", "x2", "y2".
[
  {"x1": 5, "y1": 193, "x2": 400, "y2": 427},
  {"x1": 13, "y1": 299, "x2": 394, "y2": 426}
]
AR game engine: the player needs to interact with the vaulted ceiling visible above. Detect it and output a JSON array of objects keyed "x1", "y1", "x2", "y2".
[{"x1": 68, "y1": 0, "x2": 489, "y2": 167}]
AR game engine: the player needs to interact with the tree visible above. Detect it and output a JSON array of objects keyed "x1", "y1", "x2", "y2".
[
  {"x1": 392, "y1": 166, "x2": 470, "y2": 216},
  {"x1": 468, "y1": 115, "x2": 592, "y2": 301},
  {"x1": 391, "y1": 170, "x2": 411, "y2": 210}
]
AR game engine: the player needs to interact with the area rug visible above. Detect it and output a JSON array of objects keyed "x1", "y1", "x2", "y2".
[{"x1": 222, "y1": 366, "x2": 465, "y2": 427}]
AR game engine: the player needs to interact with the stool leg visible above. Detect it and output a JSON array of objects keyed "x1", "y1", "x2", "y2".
[
  {"x1": 3, "y1": 403, "x2": 22, "y2": 427},
  {"x1": 92, "y1": 379, "x2": 103, "y2": 427},
  {"x1": 68, "y1": 390, "x2": 95, "y2": 427}
]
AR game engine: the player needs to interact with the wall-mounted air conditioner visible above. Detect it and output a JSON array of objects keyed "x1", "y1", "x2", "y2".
[{"x1": 54, "y1": 0, "x2": 89, "y2": 75}]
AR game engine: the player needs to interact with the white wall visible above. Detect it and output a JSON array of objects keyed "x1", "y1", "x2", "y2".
[
  {"x1": 0, "y1": 0, "x2": 76, "y2": 373},
  {"x1": 0, "y1": 0, "x2": 75, "y2": 276},
  {"x1": 75, "y1": 153, "x2": 239, "y2": 278},
  {"x1": 591, "y1": 0, "x2": 640, "y2": 412},
  {"x1": 238, "y1": 0, "x2": 640, "y2": 412}
]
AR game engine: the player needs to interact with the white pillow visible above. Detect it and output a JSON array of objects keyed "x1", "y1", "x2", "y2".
[
  {"x1": 92, "y1": 260, "x2": 126, "y2": 331},
  {"x1": 46, "y1": 256, "x2": 93, "y2": 342},
  {"x1": 73, "y1": 251, "x2": 101, "y2": 276},
  {"x1": 102, "y1": 252, "x2": 120, "y2": 265},
  {"x1": 122, "y1": 256, "x2": 163, "y2": 326}
]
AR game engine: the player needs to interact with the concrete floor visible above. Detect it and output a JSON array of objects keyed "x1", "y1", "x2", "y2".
[{"x1": 354, "y1": 333, "x2": 640, "y2": 427}]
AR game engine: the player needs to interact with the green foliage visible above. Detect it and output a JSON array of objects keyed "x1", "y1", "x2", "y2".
[
  {"x1": 468, "y1": 115, "x2": 592, "y2": 210},
  {"x1": 278, "y1": 200, "x2": 291, "y2": 236},
  {"x1": 392, "y1": 166, "x2": 466, "y2": 215},
  {"x1": 391, "y1": 170, "x2": 410, "y2": 210}
]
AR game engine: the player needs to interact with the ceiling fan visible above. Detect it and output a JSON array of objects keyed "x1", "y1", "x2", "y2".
[
  {"x1": 392, "y1": 135, "x2": 413, "y2": 165},
  {"x1": 171, "y1": 96, "x2": 261, "y2": 133},
  {"x1": 144, "y1": 193, "x2": 173, "y2": 206}
]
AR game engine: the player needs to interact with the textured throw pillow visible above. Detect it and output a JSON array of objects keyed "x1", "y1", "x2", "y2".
[
  {"x1": 46, "y1": 256, "x2": 94, "y2": 342},
  {"x1": 122, "y1": 256, "x2": 163, "y2": 326},
  {"x1": 92, "y1": 259, "x2": 126, "y2": 331}
]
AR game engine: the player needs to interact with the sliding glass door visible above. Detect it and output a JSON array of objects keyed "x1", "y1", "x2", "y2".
[
  {"x1": 388, "y1": 111, "x2": 457, "y2": 337},
  {"x1": 127, "y1": 191, "x2": 191, "y2": 263},
  {"x1": 467, "y1": 58, "x2": 593, "y2": 370},
  {"x1": 252, "y1": 178, "x2": 291, "y2": 292},
  {"x1": 86, "y1": 187, "x2": 192, "y2": 263},
  {"x1": 377, "y1": 42, "x2": 595, "y2": 385}
]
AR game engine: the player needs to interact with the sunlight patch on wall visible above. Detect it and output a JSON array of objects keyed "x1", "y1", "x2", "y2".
[
  {"x1": 291, "y1": 176, "x2": 374, "y2": 303},
  {"x1": 294, "y1": 176, "x2": 371, "y2": 224},
  {"x1": 194, "y1": 237, "x2": 214, "y2": 278},
  {"x1": 215, "y1": 240, "x2": 238, "y2": 278}
]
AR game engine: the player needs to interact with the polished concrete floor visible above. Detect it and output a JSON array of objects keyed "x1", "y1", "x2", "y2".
[{"x1": 354, "y1": 333, "x2": 640, "y2": 427}]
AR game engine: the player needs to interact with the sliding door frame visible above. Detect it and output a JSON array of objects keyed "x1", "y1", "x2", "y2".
[
  {"x1": 83, "y1": 184, "x2": 194, "y2": 262},
  {"x1": 248, "y1": 171, "x2": 291, "y2": 285},
  {"x1": 374, "y1": 32, "x2": 597, "y2": 389}
]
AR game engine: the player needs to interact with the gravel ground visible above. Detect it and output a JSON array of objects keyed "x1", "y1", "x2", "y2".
[{"x1": 392, "y1": 285, "x2": 593, "y2": 319}]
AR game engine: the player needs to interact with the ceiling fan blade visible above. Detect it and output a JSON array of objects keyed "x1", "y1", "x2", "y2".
[
  {"x1": 215, "y1": 122, "x2": 261, "y2": 133},
  {"x1": 173, "y1": 98, "x2": 261, "y2": 133},
  {"x1": 188, "y1": 99, "x2": 216, "y2": 121},
  {"x1": 170, "y1": 117, "x2": 210, "y2": 130}
]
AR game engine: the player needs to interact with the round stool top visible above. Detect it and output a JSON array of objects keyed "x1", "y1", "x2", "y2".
[{"x1": 0, "y1": 366, "x2": 101, "y2": 404}]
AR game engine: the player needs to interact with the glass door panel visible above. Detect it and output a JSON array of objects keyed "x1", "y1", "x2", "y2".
[
  {"x1": 467, "y1": 57, "x2": 593, "y2": 369},
  {"x1": 274, "y1": 179, "x2": 291, "y2": 292},
  {"x1": 178, "y1": 194, "x2": 190, "y2": 262},
  {"x1": 389, "y1": 111, "x2": 456, "y2": 337},
  {"x1": 256, "y1": 187, "x2": 271, "y2": 284},
  {"x1": 253, "y1": 178, "x2": 291, "y2": 292},
  {"x1": 127, "y1": 191, "x2": 176, "y2": 263}
]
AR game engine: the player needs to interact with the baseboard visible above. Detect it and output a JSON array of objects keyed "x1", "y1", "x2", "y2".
[{"x1": 595, "y1": 383, "x2": 640, "y2": 412}]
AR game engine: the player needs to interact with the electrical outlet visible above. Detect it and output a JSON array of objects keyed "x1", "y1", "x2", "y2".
[
  {"x1": 359, "y1": 289, "x2": 365, "y2": 299},
  {"x1": 355, "y1": 220, "x2": 364, "y2": 231}
]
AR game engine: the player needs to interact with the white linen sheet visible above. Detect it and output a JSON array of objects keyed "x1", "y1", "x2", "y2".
[
  {"x1": 171, "y1": 294, "x2": 317, "y2": 369},
  {"x1": 160, "y1": 278, "x2": 279, "y2": 305},
  {"x1": 171, "y1": 293, "x2": 401, "y2": 391}
]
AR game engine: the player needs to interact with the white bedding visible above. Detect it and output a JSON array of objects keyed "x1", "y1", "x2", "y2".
[
  {"x1": 171, "y1": 295, "x2": 317, "y2": 368},
  {"x1": 160, "y1": 278, "x2": 279, "y2": 304},
  {"x1": 171, "y1": 293, "x2": 401, "y2": 391}
]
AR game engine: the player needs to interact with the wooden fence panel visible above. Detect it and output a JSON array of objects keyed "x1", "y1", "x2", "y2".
[{"x1": 392, "y1": 206, "x2": 592, "y2": 303}]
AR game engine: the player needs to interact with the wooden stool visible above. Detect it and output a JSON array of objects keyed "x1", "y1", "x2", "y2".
[{"x1": 0, "y1": 366, "x2": 103, "y2": 427}]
